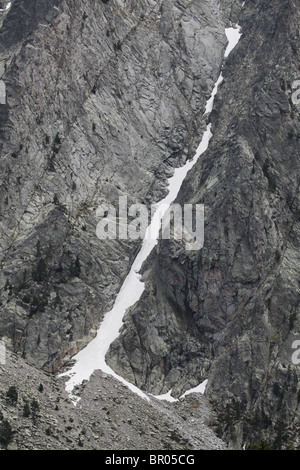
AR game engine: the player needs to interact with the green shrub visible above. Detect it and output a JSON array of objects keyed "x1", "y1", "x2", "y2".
[
  {"x1": 248, "y1": 440, "x2": 272, "y2": 450},
  {"x1": 6, "y1": 386, "x2": 18, "y2": 406},
  {"x1": 32, "y1": 258, "x2": 47, "y2": 283},
  {"x1": 31, "y1": 399, "x2": 40, "y2": 423},
  {"x1": 70, "y1": 255, "x2": 81, "y2": 278},
  {"x1": 23, "y1": 402, "x2": 31, "y2": 418},
  {"x1": 0, "y1": 420, "x2": 12, "y2": 447}
]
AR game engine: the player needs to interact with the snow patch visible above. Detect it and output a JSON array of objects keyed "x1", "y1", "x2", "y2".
[
  {"x1": 0, "y1": 2, "x2": 12, "y2": 12},
  {"x1": 204, "y1": 74, "x2": 223, "y2": 115},
  {"x1": 152, "y1": 380, "x2": 208, "y2": 403},
  {"x1": 225, "y1": 25, "x2": 242, "y2": 58},
  {"x1": 180, "y1": 379, "x2": 208, "y2": 399},
  {"x1": 153, "y1": 389, "x2": 178, "y2": 403}
]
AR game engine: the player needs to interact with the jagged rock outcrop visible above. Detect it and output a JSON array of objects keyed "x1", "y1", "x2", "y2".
[
  {"x1": 106, "y1": 0, "x2": 300, "y2": 449},
  {"x1": 0, "y1": 0, "x2": 229, "y2": 371}
]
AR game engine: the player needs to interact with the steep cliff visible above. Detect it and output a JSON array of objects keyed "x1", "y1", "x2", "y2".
[
  {"x1": 0, "y1": 0, "x2": 229, "y2": 372},
  {"x1": 1, "y1": 0, "x2": 300, "y2": 451},
  {"x1": 106, "y1": 0, "x2": 300, "y2": 449}
]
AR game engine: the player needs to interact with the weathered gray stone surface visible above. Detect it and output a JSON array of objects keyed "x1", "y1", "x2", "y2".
[
  {"x1": 1, "y1": 0, "x2": 300, "y2": 451},
  {"x1": 106, "y1": 0, "x2": 300, "y2": 450},
  {"x1": 0, "y1": 0, "x2": 228, "y2": 372}
]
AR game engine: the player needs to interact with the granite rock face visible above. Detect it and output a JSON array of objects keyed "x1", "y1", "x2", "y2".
[
  {"x1": 0, "y1": 0, "x2": 228, "y2": 371},
  {"x1": 1, "y1": 0, "x2": 300, "y2": 451},
  {"x1": 106, "y1": 0, "x2": 300, "y2": 449}
]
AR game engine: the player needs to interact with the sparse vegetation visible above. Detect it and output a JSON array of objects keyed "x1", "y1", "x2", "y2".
[
  {"x1": 23, "y1": 402, "x2": 31, "y2": 418},
  {"x1": 114, "y1": 40, "x2": 122, "y2": 51},
  {"x1": 0, "y1": 420, "x2": 12, "y2": 447},
  {"x1": 47, "y1": 133, "x2": 62, "y2": 171},
  {"x1": 248, "y1": 440, "x2": 272, "y2": 450},
  {"x1": 53, "y1": 194, "x2": 67, "y2": 213},
  {"x1": 45, "y1": 427, "x2": 52, "y2": 436},
  {"x1": 32, "y1": 258, "x2": 47, "y2": 283},
  {"x1": 31, "y1": 399, "x2": 40, "y2": 424},
  {"x1": 29, "y1": 294, "x2": 48, "y2": 317},
  {"x1": 262, "y1": 159, "x2": 276, "y2": 193},
  {"x1": 273, "y1": 382, "x2": 284, "y2": 399},
  {"x1": 53, "y1": 133, "x2": 62, "y2": 149},
  {"x1": 6, "y1": 386, "x2": 18, "y2": 406},
  {"x1": 70, "y1": 255, "x2": 81, "y2": 278}
]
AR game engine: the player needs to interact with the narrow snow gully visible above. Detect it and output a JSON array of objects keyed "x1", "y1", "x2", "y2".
[{"x1": 60, "y1": 25, "x2": 242, "y2": 405}]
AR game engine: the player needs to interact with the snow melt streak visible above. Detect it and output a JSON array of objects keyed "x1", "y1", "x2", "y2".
[{"x1": 60, "y1": 26, "x2": 242, "y2": 403}]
